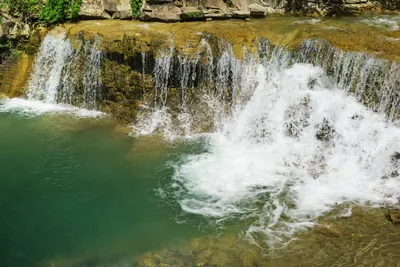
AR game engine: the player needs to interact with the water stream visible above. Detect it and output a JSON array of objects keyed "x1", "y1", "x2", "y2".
[{"x1": 0, "y1": 17, "x2": 399, "y2": 266}]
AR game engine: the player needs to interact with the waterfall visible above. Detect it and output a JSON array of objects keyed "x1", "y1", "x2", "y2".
[
  {"x1": 83, "y1": 37, "x2": 102, "y2": 110},
  {"x1": 133, "y1": 37, "x2": 400, "y2": 138},
  {"x1": 134, "y1": 37, "x2": 400, "y2": 245},
  {"x1": 0, "y1": 33, "x2": 104, "y2": 116},
  {"x1": 28, "y1": 34, "x2": 103, "y2": 109},
  {"x1": 27, "y1": 34, "x2": 73, "y2": 104},
  {"x1": 1, "y1": 26, "x2": 399, "y2": 244}
]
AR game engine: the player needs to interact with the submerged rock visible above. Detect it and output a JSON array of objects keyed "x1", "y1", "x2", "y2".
[
  {"x1": 135, "y1": 235, "x2": 264, "y2": 267},
  {"x1": 387, "y1": 209, "x2": 400, "y2": 225},
  {"x1": 314, "y1": 222, "x2": 343, "y2": 237}
]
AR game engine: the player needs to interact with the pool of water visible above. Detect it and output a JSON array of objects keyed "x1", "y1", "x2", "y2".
[
  {"x1": 1, "y1": 110, "x2": 400, "y2": 267},
  {"x1": 0, "y1": 113, "x2": 209, "y2": 267}
]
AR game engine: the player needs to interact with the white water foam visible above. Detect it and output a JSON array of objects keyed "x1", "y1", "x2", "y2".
[
  {"x1": 171, "y1": 63, "x2": 400, "y2": 242},
  {"x1": 0, "y1": 98, "x2": 104, "y2": 117},
  {"x1": 2, "y1": 33, "x2": 104, "y2": 118},
  {"x1": 361, "y1": 18, "x2": 400, "y2": 31},
  {"x1": 293, "y1": 19, "x2": 321, "y2": 25}
]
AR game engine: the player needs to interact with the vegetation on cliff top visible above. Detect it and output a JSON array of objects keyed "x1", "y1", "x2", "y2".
[
  {"x1": 1, "y1": 0, "x2": 82, "y2": 24},
  {"x1": 131, "y1": 0, "x2": 143, "y2": 18},
  {"x1": 40, "y1": 0, "x2": 82, "y2": 24}
]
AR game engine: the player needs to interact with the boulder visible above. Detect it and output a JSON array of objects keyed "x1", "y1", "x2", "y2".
[
  {"x1": 314, "y1": 223, "x2": 342, "y2": 237},
  {"x1": 231, "y1": 10, "x2": 250, "y2": 18},
  {"x1": 205, "y1": 0, "x2": 228, "y2": 13},
  {"x1": 203, "y1": 9, "x2": 232, "y2": 19},
  {"x1": 387, "y1": 209, "x2": 400, "y2": 225},
  {"x1": 0, "y1": 13, "x2": 31, "y2": 40},
  {"x1": 315, "y1": 118, "x2": 335, "y2": 142},
  {"x1": 391, "y1": 152, "x2": 400, "y2": 162},
  {"x1": 231, "y1": 0, "x2": 248, "y2": 11},
  {"x1": 248, "y1": 3, "x2": 267, "y2": 16},
  {"x1": 141, "y1": 4, "x2": 182, "y2": 21},
  {"x1": 79, "y1": 0, "x2": 112, "y2": 19},
  {"x1": 79, "y1": 0, "x2": 133, "y2": 19}
]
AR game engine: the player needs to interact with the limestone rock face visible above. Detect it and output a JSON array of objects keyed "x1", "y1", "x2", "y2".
[
  {"x1": 0, "y1": 11, "x2": 32, "y2": 39},
  {"x1": 79, "y1": 0, "x2": 133, "y2": 19},
  {"x1": 1, "y1": 0, "x2": 399, "y2": 26},
  {"x1": 141, "y1": 3, "x2": 182, "y2": 21}
]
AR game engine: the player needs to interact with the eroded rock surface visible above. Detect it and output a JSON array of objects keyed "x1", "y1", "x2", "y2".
[
  {"x1": 387, "y1": 209, "x2": 400, "y2": 225},
  {"x1": 80, "y1": 0, "x2": 133, "y2": 19},
  {"x1": 77, "y1": 0, "x2": 400, "y2": 21}
]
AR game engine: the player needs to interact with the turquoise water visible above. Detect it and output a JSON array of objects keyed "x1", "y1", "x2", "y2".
[{"x1": 0, "y1": 113, "x2": 207, "y2": 267}]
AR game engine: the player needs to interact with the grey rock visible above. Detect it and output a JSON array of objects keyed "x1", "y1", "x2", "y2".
[
  {"x1": 141, "y1": 4, "x2": 182, "y2": 21},
  {"x1": 80, "y1": 0, "x2": 132, "y2": 20},
  {"x1": 231, "y1": 10, "x2": 250, "y2": 18}
]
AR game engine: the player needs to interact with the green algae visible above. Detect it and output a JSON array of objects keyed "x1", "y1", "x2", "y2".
[
  {"x1": 61, "y1": 16, "x2": 400, "y2": 62},
  {"x1": 131, "y1": 206, "x2": 400, "y2": 267}
]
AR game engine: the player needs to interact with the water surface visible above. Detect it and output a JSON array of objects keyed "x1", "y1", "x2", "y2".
[{"x1": 0, "y1": 113, "x2": 207, "y2": 267}]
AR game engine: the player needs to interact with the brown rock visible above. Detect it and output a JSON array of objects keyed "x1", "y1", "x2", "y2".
[
  {"x1": 79, "y1": 0, "x2": 132, "y2": 19},
  {"x1": 387, "y1": 209, "x2": 400, "y2": 225},
  {"x1": 314, "y1": 223, "x2": 342, "y2": 237},
  {"x1": 141, "y1": 4, "x2": 182, "y2": 21},
  {"x1": 231, "y1": 10, "x2": 250, "y2": 18}
]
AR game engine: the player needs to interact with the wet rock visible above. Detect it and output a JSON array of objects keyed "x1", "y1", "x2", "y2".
[
  {"x1": 204, "y1": 10, "x2": 232, "y2": 19},
  {"x1": 284, "y1": 96, "x2": 311, "y2": 138},
  {"x1": 391, "y1": 152, "x2": 400, "y2": 162},
  {"x1": 248, "y1": 3, "x2": 267, "y2": 16},
  {"x1": 314, "y1": 222, "x2": 342, "y2": 237},
  {"x1": 231, "y1": 10, "x2": 250, "y2": 18},
  {"x1": 136, "y1": 252, "x2": 161, "y2": 267},
  {"x1": 351, "y1": 114, "x2": 364, "y2": 120},
  {"x1": 387, "y1": 209, "x2": 400, "y2": 225},
  {"x1": 315, "y1": 118, "x2": 335, "y2": 142}
]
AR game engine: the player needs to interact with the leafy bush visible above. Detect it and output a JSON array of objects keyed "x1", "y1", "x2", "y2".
[
  {"x1": 1, "y1": 0, "x2": 83, "y2": 25},
  {"x1": 1, "y1": 0, "x2": 40, "y2": 22},
  {"x1": 131, "y1": 0, "x2": 143, "y2": 18},
  {"x1": 40, "y1": 0, "x2": 83, "y2": 24},
  {"x1": 186, "y1": 12, "x2": 203, "y2": 18}
]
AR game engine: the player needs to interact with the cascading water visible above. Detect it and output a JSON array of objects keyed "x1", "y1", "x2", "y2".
[
  {"x1": 0, "y1": 19, "x2": 398, "y2": 251},
  {"x1": 27, "y1": 34, "x2": 72, "y2": 103},
  {"x1": 129, "y1": 37, "x2": 400, "y2": 244},
  {"x1": 134, "y1": 37, "x2": 400, "y2": 137},
  {"x1": 0, "y1": 33, "x2": 103, "y2": 116}
]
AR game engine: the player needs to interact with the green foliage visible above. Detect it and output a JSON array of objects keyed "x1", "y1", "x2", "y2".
[
  {"x1": 2, "y1": 0, "x2": 40, "y2": 22},
  {"x1": 40, "y1": 0, "x2": 83, "y2": 24},
  {"x1": 131, "y1": 0, "x2": 143, "y2": 18},
  {"x1": 185, "y1": 12, "x2": 203, "y2": 18},
  {"x1": 0, "y1": 38, "x2": 12, "y2": 63},
  {"x1": 1, "y1": 0, "x2": 83, "y2": 25}
]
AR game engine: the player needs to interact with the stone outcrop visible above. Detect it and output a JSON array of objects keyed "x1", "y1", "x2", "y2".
[
  {"x1": 1, "y1": 0, "x2": 399, "y2": 28},
  {"x1": 78, "y1": 0, "x2": 400, "y2": 22},
  {"x1": 33, "y1": 19, "x2": 397, "y2": 126},
  {"x1": 0, "y1": 54, "x2": 34, "y2": 98},
  {"x1": 0, "y1": 12, "x2": 32, "y2": 39},
  {"x1": 387, "y1": 209, "x2": 400, "y2": 225},
  {"x1": 79, "y1": 0, "x2": 133, "y2": 19}
]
